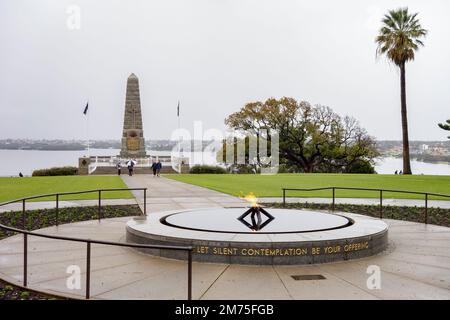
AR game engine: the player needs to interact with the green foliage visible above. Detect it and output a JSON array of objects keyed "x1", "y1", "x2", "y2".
[
  {"x1": 264, "y1": 202, "x2": 449, "y2": 228},
  {"x1": 189, "y1": 165, "x2": 227, "y2": 174},
  {"x1": 438, "y1": 119, "x2": 450, "y2": 139},
  {"x1": 32, "y1": 166, "x2": 78, "y2": 176},
  {"x1": 224, "y1": 97, "x2": 379, "y2": 173},
  {"x1": 345, "y1": 160, "x2": 376, "y2": 174},
  {"x1": 375, "y1": 7, "x2": 427, "y2": 66},
  {"x1": 0, "y1": 205, "x2": 142, "y2": 238}
]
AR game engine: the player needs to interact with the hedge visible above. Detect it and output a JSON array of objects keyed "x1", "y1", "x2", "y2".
[{"x1": 32, "y1": 166, "x2": 78, "y2": 176}]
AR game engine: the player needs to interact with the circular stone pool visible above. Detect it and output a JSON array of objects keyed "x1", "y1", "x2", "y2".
[
  {"x1": 161, "y1": 208, "x2": 353, "y2": 234},
  {"x1": 126, "y1": 207, "x2": 388, "y2": 265}
]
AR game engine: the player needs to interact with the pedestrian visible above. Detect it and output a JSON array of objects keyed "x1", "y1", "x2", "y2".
[
  {"x1": 399, "y1": 170, "x2": 403, "y2": 175},
  {"x1": 156, "y1": 160, "x2": 162, "y2": 177},
  {"x1": 151, "y1": 160, "x2": 157, "y2": 177},
  {"x1": 394, "y1": 170, "x2": 398, "y2": 175},
  {"x1": 127, "y1": 159, "x2": 135, "y2": 176},
  {"x1": 19, "y1": 172, "x2": 23, "y2": 177},
  {"x1": 116, "y1": 162, "x2": 122, "y2": 175}
]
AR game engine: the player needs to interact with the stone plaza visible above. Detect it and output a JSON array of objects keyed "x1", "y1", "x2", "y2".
[{"x1": 0, "y1": 176, "x2": 448, "y2": 300}]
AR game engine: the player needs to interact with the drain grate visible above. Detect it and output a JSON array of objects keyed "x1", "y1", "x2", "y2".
[{"x1": 291, "y1": 274, "x2": 326, "y2": 281}]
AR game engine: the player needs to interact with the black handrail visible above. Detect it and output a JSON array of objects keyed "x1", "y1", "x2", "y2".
[
  {"x1": 282, "y1": 186, "x2": 450, "y2": 224},
  {"x1": 0, "y1": 188, "x2": 193, "y2": 300}
]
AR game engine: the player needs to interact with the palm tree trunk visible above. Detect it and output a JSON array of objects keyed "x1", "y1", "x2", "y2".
[{"x1": 400, "y1": 61, "x2": 412, "y2": 174}]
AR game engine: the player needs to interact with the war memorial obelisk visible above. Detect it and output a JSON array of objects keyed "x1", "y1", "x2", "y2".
[{"x1": 120, "y1": 73, "x2": 147, "y2": 158}]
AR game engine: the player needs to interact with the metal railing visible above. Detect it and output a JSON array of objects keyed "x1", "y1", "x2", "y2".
[
  {"x1": 282, "y1": 186, "x2": 450, "y2": 224},
  {"x1": 0, "y1": 188, "x2": 193, "y2": 300}
]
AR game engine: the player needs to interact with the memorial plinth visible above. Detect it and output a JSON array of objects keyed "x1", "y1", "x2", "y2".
[{"x1": 120, "y1": 73, "x2": 146, "y2": 158}]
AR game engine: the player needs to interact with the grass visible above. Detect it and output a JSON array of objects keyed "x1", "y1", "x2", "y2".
[
  {"x1": 0, "y1": 176, "x2": 134, "y2": 203},
  {"x1": 166, "y1": 173, "x2": 450, "y2": 200}
]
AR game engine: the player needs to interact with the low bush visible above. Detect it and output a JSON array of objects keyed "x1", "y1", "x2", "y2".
[
  {"x1": 32, "y1": 166, "x2": 78, "y2": 176},
  {"x1": 263, "y1": 202, "x2": 449, "y2": 227},
  {"x1": 189, "y1": 165, "x2": 227, "y2": 174}
]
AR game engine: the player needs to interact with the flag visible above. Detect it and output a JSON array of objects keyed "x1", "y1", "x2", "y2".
[
  {"x1": 177, "y1": 101, "x2": 180, "y2": 117},
  {"x1": 83, "y1": 102, "x2": 89, "y2": 115}
]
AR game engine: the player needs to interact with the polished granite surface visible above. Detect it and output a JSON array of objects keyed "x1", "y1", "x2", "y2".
[{"x1": 162, "y1": 208, "x2": 352, "y2": 233}]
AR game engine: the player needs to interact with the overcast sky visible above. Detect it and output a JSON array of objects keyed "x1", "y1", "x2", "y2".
[{"x1": 1, "y1": 0, "x2": 449, "y2": 141}]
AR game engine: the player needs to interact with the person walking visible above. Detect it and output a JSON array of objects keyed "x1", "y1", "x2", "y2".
[
  {"x1": 127, "y1": 159, "x2": 135, "y2": 176},
  {"x1": 156, "y1": 160, "x2": 162, "y2": 177},
  {"x1": 151, "y1": 160, "x2": 157, "y2": 177},
  {"x1": 116, "y1": 162, "x2": 122, "y2": 175}
]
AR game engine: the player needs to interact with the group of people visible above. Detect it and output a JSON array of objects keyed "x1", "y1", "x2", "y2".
[
  {"x1": 394, "y1": 170, "x2": 403, "y2": 175},
  {"x1": 116, "y1": 159, "x2": 137, "y2": 176},
  {"x1": 115, "y1": 159, "x2": 162, "y2": 177}
]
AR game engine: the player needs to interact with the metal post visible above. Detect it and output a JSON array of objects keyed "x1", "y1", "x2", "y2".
[
  {"x1": 332, "y1": 187, "x2": 335, "y2": 212},
  {"x1": 23, "y1": 233, "x2": 28, "y2": 287},
  {"x1": 424, "y1": 193, "x2": 428, "y2": 224},
  {"x1": 98, "y1": 190, "x2": 101, "y2": 222},
  {"x1": 55, "y1": 194, "x2": 59, "y2": 226},
  {"x1": 143, "y1": 189, "x2": 147, "y2": 216},
  {"x1": 282, "y1": 189, "x2": 286, "y2": 207},
  {"x1": 379, "y1": 190, "x2": 383, "y2": 219},
  {"x1": 188, "y1": 250, "x2": 192, "y2": 300},
  {"x1": 86, "y1": 242, "x2": 91, "y2": 299},
  {"x1": 22, "y1": 199, "x2": 26, "y2": 230}
]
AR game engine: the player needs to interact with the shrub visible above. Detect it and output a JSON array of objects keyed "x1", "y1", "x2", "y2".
[
  {"x1": 346, "y1": 160, "x2": 376, "y2": 174},
  {"x1": 189, "y1": 165, "x2": 227, "y2": 174},
  {"x1": 32, "y1": 166, "x2": 78, "y2": 176},
  {"x1": 229, "y1": 164, "x2": 259, "y2": 174}
]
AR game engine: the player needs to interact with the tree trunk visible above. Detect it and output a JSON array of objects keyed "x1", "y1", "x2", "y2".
[{"x1": 400, "y1": 62, "x2": 412, "y2": 174}]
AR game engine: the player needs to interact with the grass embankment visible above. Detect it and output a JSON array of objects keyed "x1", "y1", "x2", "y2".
[
  {"x1": 0, "y1": 176, "x2": 133, "y2": 203},
  {"x1": 167, "y1": 174, "x2": 450, "y2": 200}
]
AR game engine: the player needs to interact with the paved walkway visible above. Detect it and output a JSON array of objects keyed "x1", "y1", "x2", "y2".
[
  {"x1": 120, "y1": 175, "x2": 247, "y2": 213},
  {"x1": 0, "y1": 176, "x2": 449, "y2": 299},
  {"x1": 0, "y1": 217, "x2": 448, "y2": 299}
]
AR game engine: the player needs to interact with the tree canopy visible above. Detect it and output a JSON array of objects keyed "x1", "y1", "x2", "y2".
[
  {"x1": 438, "y1": 119, "x2": 450, "y2": 139},
  {"x1": 375, "y1": 7, "x2": 427, "y2": 66},
  {"x1": 224, "y1": 97, "x2": 379, "y2": 173}
]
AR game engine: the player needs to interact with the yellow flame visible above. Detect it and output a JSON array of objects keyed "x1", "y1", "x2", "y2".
[{"x1": 242, "y1": 192, "x2": 258, "y2": 208}]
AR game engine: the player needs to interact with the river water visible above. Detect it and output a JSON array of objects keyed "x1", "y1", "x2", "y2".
[{"x1": 0, "y1": 150, "x2": 448, "y2": 177}]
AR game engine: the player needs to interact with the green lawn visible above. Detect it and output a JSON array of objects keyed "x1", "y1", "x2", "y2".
[
  {"x1": 166, "y1": 174, "x2": 450, "y2": 200},
  {"x1": 0, "y1": 176, "x2": 134, "y2": 203}
]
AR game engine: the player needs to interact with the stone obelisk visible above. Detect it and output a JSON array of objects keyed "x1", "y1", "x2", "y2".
[{"x1": 120, "y1": 73, "x2": 146, "y2": 158}]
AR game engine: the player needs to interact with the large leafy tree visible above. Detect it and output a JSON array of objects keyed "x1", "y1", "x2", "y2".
[
  {"x1": 438, "y1": 119, "x2": 450, "y2": 139},
  {"x1": 376, "y1": 8, "x2": 427, "y2": 174},
  {"x1": 224, "y1": 97, "x2": 378, "y2": 173}
]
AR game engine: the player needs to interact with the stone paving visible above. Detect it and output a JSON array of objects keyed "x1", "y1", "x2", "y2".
[
  {"x1": 0, "y1": 217, "x2": 448, "y2": 300},
  {"x1": 0, "y1": 176, "x2": 449, "y2": 299}
]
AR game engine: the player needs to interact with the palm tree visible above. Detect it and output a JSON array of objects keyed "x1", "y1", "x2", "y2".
[
  {"x1": 376, "y1": 8, "x2": 427, "y2": 174},
  {"x1": 438, "y1": 119, "x2": 450, "y2": 139}
]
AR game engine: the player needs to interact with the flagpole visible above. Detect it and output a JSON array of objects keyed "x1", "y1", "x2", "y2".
[
  {"x1": 85, "y1": 101, "x2": 90, "y2": 157},
  {"x1": 177, "y1": 100, "x2": 181, "y2": 173},
  {"x1": 87, "y1": 110, "x2": 90, "y2": 157}
]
